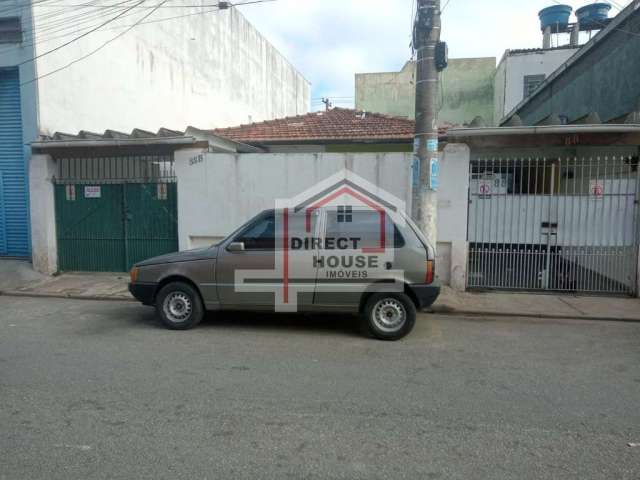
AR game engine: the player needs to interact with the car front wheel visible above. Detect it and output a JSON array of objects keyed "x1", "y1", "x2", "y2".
[
  {"x1": 156, "y1": 281, "x2": 204, "y2": 330},
  {"x1": 361, "y1": 293, "x2": 416, "y2": 341}
]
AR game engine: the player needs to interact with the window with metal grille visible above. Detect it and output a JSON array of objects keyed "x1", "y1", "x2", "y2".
[
  {"x1": 337, "y1": 205, "x2": 352, "y2": 223},
  {"x1": 0, "y1": 17, "x2": 22, "y2": 44},
  {"x1": 523, "y1": 74, "x2": 546, "y2": 99}
]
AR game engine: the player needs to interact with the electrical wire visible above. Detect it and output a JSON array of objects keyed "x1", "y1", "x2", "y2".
[
  {"x1": 20, "y1": 0, "x2": 276, "y2": 85},
  {"x1": 18, "y1": 0, "x2": 146, "y2": 66},
  {"x1": 2, "y1": 1, "x2": 138, "y2": 50},
  {"x1": 69, "y1": 0, "x2": 274, "y2": 30},
  {"x1": 0, "y1": 0, "x2": 273, "y2": 54},
  {"x1": 0, "y1": 5, "x2": 140, "y2": 57},
  {"x1": 28, "y1": 0, "x2": 275, "y2": 7},
  {"x1": 0, "y1": 0, "x2": 55, "y2": 17},
  {"x1": 22, "y1": 0, "x2": 168, "y2": 85}
]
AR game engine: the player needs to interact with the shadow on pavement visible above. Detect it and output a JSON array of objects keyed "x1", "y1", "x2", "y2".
[
  {"x1": 199, "y1": 310, "x2": 362, "y2": 338},
  {"x1": 73, "y1": 299, "x2": 363, "y2": 338}
]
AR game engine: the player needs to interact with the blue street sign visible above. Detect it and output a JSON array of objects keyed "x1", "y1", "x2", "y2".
[
  {"x1": 430, "y1": 158, "x2": 439, "y2": 191},
  {"x1": 412, "y1": 156, "x2": 420, "y2": 187}
]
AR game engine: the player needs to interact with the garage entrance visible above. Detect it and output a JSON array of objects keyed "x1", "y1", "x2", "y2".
[
  {"x1": 53, "y1": 155, "x2": 177, "y2": 272},
  {"x1": 467, "y1": 155, "x2": 640, "y2": 295}
]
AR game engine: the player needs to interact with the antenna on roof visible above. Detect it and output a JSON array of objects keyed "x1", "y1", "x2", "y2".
[{"x1": 321, "y1": 98, "x2": 332, "y2": 111}]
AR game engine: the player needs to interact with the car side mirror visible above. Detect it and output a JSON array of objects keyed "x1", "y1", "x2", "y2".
[{"x1": 227, "y1": 241, "x2": 245, "y2": 252}]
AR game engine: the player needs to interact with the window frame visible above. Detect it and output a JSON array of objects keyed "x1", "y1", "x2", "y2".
[
  {"x1": 0, "y1": 17, "x2": 22, "y2": 44},
  {"x1": 323, "y1": 208, "x2": 406, "y2": 250},
  {"x1": 231, "y1": 211, "x2": 277, "y2": 252},
  {"x1": 523, "y1": 74, "x2": 546, "y2": 99}
]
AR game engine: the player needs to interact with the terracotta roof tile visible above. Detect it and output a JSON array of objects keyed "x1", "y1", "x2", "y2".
[{"x1": 210, "y1": 108, "x2": 418, "y2": 144}]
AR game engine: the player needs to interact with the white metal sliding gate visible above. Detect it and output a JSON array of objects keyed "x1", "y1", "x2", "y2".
[{"x1": 468, "y1": 156, "x2": 640, "y2": 295}]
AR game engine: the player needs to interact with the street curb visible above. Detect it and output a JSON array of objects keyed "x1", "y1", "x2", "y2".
[
  {"x1": 1, "y1": 290, "x2": 639, "y2": 323},
  {"x1": 0, "y1": 290, "x2": 136, "y2": 303},
  {"x1": 429, "y1": 306, "x2": 640, "y2": 323}
]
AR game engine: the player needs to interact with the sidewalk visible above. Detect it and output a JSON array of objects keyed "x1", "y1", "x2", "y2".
[
  {"x1": 0, "y1": 260, "x2": 131, "y2": 302},
  {"x1": 431, "y1": 287, "x2": 640, "y2": 323},
  {"x1": 1, "y1": 260, "x2": 639, "y2": 322}
]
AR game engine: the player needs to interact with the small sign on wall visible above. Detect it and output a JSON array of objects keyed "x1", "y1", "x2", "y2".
[
  {"x1": 84, "y1": 186, "x2": 101, "y2": 199},
  {"x1": 157, "y1": 183, "x2": 168, "y2": 200},
  {"x1": 429, "y1": 158, "x2": 439, "y2": 191},
  {"x1": 412, "y1": 156, "x2": 420, "y2": 187},
  {"x1": 65, "y1": 185, "x2": 76, "y2": 201},
  {"x1": 478, "y1": 179, "x2": 493, "y2": 196},
  {"x1": 589, "y1": 180, "x2": 604, "y2": 200}
]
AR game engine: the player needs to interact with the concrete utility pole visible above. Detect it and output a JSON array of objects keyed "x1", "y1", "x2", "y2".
[{"x1": 411, "y1": 0, "x2": 442, "y2": 250}]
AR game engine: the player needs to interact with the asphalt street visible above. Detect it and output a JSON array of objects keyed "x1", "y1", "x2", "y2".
[{"x1": 0, "y1": 296, "x2": 639, "y2": 479}]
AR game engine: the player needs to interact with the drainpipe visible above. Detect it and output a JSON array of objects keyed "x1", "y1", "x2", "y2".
[
  {"x1": 570, "y1": 21, "x2": 580, "y2": 46},
  {"x1": 543, "y1": 26, "x2": 552, "y2": 49}
]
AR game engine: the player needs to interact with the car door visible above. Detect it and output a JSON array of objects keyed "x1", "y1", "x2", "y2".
[
  {"x1": 216, "y1": 210, "x2": 318, "y2": 310},
  {"x1": 216, "y1": 211, "x2": 278, "y2": 309},
  {"x1": 313, "y1": 208, "x2": 404, "y2": 308}
]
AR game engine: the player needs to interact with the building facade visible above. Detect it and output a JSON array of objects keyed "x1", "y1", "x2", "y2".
[
  {"x1": 355, "y1": 57, "x2": 496, "y2": 127},
  {"x1": 493, "y1": 46, "x2": 579, "y2": 125},
  {"x1": 30, "y1": 109, "x2": 470, "y2": 291},
  {"x1": 0, "y1": 1, "x2": 310, "y2": 258},
  {"x1": 504, "y1": 0, "x2": 640, "y2": 126}
]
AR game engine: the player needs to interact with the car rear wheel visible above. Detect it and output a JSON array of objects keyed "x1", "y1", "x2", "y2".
[
  {"x1": 361, "y1": 293, "x2": 416, "y2": 341},
  {"x1": 156, "y1": 282, "x2": 204, "y2": 330}
]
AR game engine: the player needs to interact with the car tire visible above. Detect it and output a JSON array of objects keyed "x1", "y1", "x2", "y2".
[
  {"x1": 361, "y1": 292, "x2": 416, "y2": 341},
  {"x1": 156, "y1": 281, "x2": 204, "y2": 330}
]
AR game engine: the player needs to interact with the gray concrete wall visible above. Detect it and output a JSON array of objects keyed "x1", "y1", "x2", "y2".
[
  {"x1": 355, "y1": 58, "x2": 496, "y2": 126},
  {"x1": 30, "y1": 6, "x2": 310, "y2": 135},
  {"x1": 510, "y1": 7, "x2": 640, "y2": 125}
]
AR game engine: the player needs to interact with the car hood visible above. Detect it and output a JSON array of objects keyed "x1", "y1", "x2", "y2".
[{"x1": 135, "y1": 246, "x2": 218, "y2": 267}]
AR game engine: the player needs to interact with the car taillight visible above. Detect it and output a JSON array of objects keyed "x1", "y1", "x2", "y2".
[
  {"x1": 130, "y1": 266, "x2": 139, "y2": 283},
  {"x1": 425, "y1": 260, "x2": 434, "y2": 284}
]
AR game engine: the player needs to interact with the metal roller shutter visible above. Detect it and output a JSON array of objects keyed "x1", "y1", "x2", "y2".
[{"x1": 0, "y1": 68, "x2": 28, "y2": 257}]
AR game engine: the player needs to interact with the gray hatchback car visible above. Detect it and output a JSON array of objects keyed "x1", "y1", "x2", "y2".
[{"x1": 129, "y1": 207, "x2": 440, "y2": 340}]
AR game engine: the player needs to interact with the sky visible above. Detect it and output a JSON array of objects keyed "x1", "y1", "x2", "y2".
[{"x1": 238, "y1": 0, "x2": 633, "y2": 110}]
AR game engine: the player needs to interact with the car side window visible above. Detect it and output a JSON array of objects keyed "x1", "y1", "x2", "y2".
[
  {"x1": 325, "y1": 210, "x2": 405, "y2": 249},
  {"x1": 235, "y1": 213, "x2": 276, "y2": 250}
]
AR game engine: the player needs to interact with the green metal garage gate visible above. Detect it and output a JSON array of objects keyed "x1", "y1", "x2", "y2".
[{"x1": 54, "y1": 155, "x2": 178, "y2": 272}]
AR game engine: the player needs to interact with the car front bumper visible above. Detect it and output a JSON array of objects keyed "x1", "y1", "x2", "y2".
[
  {"x1": 128, "y1": 282, "x2": 157, "y2": 306},
  {"x1": 408, "y1": 281, "x2": 441, "y2": 309}
]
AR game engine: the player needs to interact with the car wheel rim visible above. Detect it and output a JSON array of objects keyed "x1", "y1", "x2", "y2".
[
  {"x1": 372, "y1": 298, "x2": 406, "y2": 333},
  {"x1": 163, "y1": 292, "x2": 193, "y2": 323}
]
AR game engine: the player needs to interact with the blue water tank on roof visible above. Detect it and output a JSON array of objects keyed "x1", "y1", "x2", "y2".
[
  {"x1": 576, "y1": 3, "x2": 612, "y2": 29},
  {"x1": 538, "y1": 5, "x2": 573, "y2": 32}
]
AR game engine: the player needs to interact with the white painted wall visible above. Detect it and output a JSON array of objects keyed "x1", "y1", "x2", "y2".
[
  {"x1": 30, "y1": 6, "x2": 310, "y2": 136},
  {"x1": 437, "y1": 144, "x2": 470, "y2": 291},
  {"x1": 29, "y1": 153, "x2": 57, "y2": 274},
  {"x1": 494, "y1": 48, "x2": 578, "y2": 123},
  {"x1": 174, "y1": 146, "x2": 471, "y2": 289}
]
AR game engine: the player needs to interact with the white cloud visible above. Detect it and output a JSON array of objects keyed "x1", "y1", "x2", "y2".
[{"x1": 238, "y1": 0, "x2": 633, "y2": 108}]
